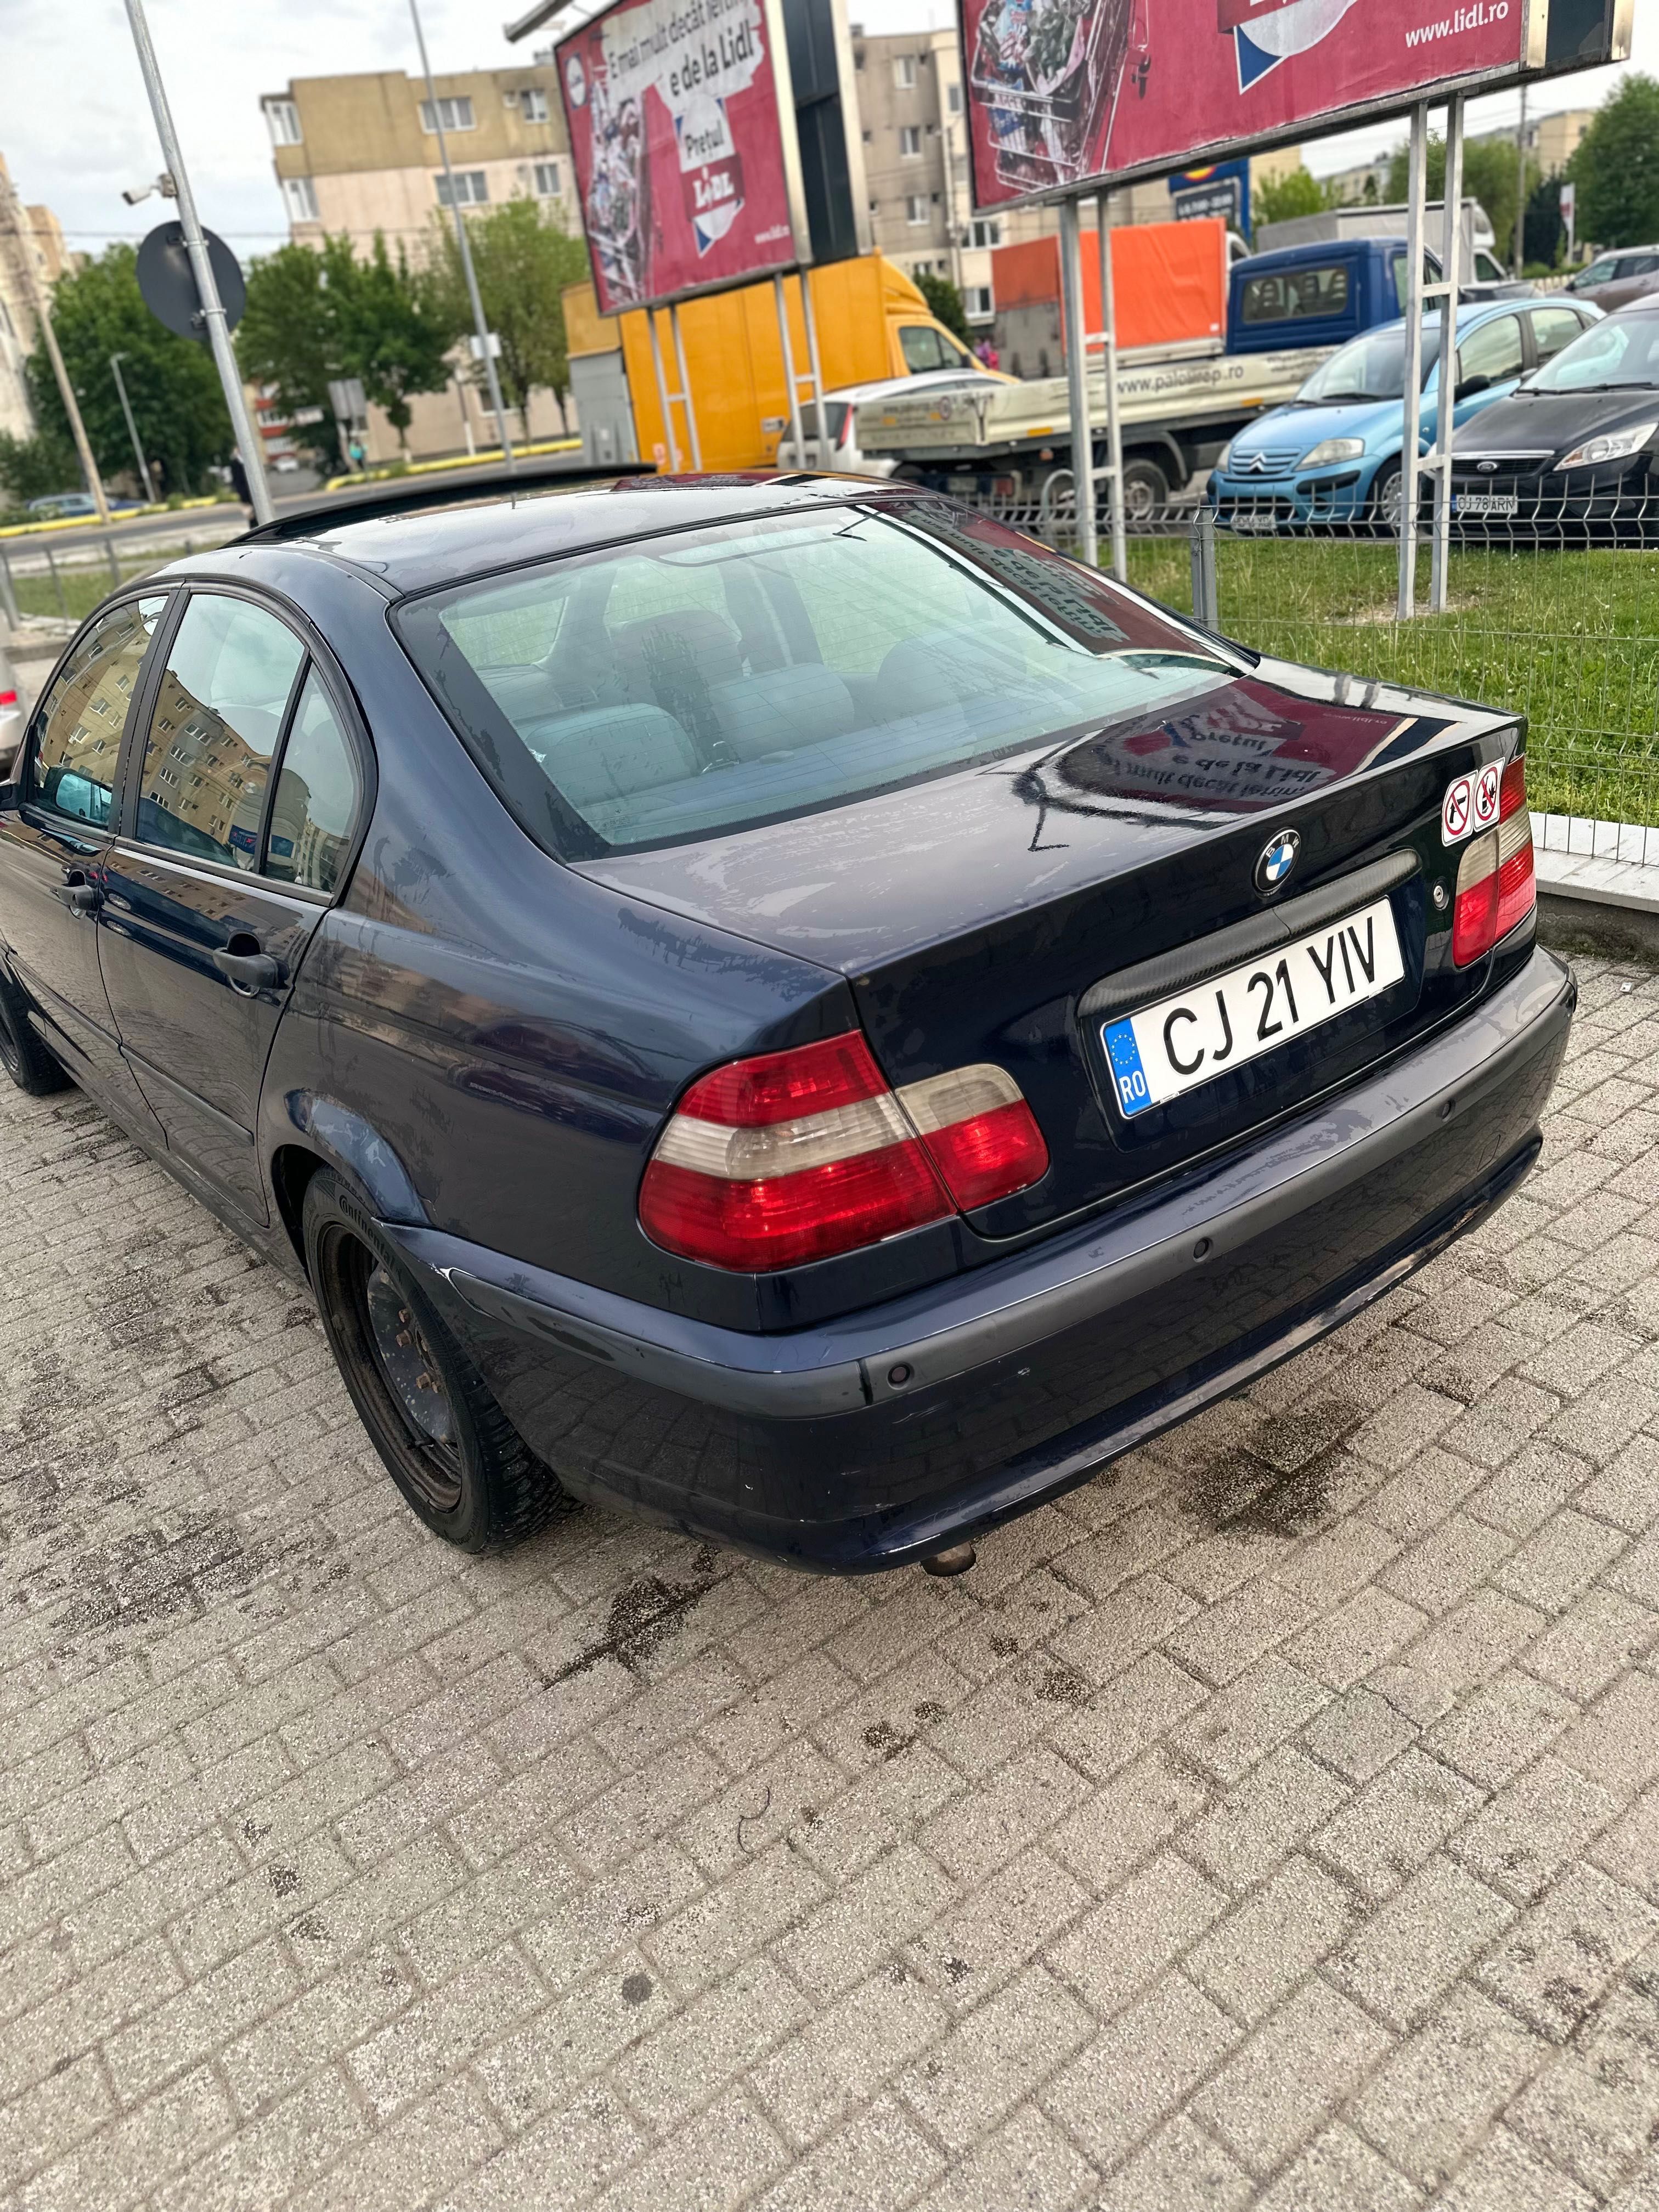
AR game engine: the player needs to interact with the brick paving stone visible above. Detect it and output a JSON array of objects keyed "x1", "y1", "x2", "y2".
[{"x1": 7, "y1": 953, "x2": 1659, "y2": 2208}]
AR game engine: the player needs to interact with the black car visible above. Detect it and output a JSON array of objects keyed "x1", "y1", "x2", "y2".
[
  {"x1": 1451, "y1": 301, "x2": 1659, "y2": 540},
  {"x1": 0, "y1": 473, "x2": 1572, "y2": 1572}
]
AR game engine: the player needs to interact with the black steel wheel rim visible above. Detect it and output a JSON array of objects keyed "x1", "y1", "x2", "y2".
[{"x1": 326, "y1": 1228, "x2": 464, "y2": 1512}]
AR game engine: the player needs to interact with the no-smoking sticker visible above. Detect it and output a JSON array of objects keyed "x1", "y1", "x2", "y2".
[
  {"x1": 1473, "y1": 761, "x2": 1501, "y2": 828},
  {"x1": 1442, "y1": 774, "x2": 1472, "y2": 844}
]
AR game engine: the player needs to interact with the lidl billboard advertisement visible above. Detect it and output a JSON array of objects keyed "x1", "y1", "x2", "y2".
[
  {"x1": 558, "y1": 0, "x2": 808, "y2": 314},
  {"x1": 960, "y1": 0, "x2": 1628, "y2": 208}
]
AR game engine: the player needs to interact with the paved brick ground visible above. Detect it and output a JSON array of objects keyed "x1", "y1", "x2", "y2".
[{"x1": 4, "y1": 953, "x2": 1659, "y2": 2210}]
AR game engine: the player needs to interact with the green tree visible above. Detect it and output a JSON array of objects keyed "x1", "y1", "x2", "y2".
[
  {"x1": 430, "y1": 198, "x2": 588, "y2": 436},
  {"x1": 1254, "y1": 167, "x2": 1342, "y2": 225},
  {"x1": 913, "y1": 272, "x2": 970, "y2": 347},
  {"x1": 21, "y1": 244, "x2": 231, "y2": 496},
  {"x1": 1383, "y1": 133, "x2": 1538, "y2": 270},
  {"x1": 1568, "y1": 75, "x2": 1659, "y2": 250},
  {"x1": 0, "y1": 425, "x2": 82, "y2": 505},
  {"x1": 239, "y1": 233, "x2": 462, "y2": 461}
]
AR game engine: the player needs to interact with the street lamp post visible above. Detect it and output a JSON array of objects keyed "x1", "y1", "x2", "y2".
[
  {"x1": 122, "y1": 0, "x2": 274, "y2": 524},
  {"x1": 109, "y1": 353, "x2": 157, "y2": 504},
  {"x1": 410, "y1": 0, "x2": 516, "y2": 473}
]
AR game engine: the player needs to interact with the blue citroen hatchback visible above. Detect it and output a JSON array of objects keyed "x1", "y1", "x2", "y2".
[
  {"x1": 1211, "y1": 296, "x2": 1601, "y2": 530},
  {"x1": 0, "y1": 473, "x2": 1572, "y2": 1571}
]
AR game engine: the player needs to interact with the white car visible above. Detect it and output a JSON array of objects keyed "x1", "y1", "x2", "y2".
[
  {"x1": 0, "y1": 644, "x2": 22, "y2": 780},
  {"x1": 776, "y1": 369, "x2": 1005, "y2": 477}
]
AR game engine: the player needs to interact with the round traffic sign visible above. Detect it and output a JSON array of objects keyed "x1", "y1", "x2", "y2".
[{"x1": 136, "y1": 222, "x2": 246, "y2": 343}]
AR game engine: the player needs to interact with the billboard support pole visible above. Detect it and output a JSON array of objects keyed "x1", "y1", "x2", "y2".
[
  {"x1": 670, "y1": 306, "x2": 703, "y2": 471},
  {"x1": 800, "y1": 275, "x2": 828, "y2": 470},
  {"x1": 774, "y1": 274, "x2": 806, "y2": 469},
  {"x1": 1096, "y1": 196, "x2": 1126, "y2": 581},
  {"x1": 648, "y1": 311, "x2": 682, "y2": 471},
  {"x1": 1429, "y1": 92, "x2": 1464, "y2": 613},
  {"x1": 1058, "y1": 196, "x2": 1097, "y2": 568},
  {"x1": 1397, "y1": 102, "x2": 1428, "y2": 621}
]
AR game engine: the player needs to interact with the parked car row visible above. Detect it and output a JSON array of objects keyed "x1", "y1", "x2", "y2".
[
  {"x1": 0, "y1": 470, "x2": 1571, "y2": 1569},
  {"x1": 1211, "y1": 296, "x2": 1659, "y2": 542}
]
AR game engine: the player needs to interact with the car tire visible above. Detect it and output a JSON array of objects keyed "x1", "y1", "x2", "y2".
[
  {"x1": 0, "y1": 964, "x2": 70, "y2": 1096},
  {"x1": 1369, "y1": 461, "x2": 1410, "y2": 536},
  {"x1": 303, "y1": 1167, "x2": 570, "y2": 1553},
  {"x1": 1121, "y1": 456, "x2": 1171, "y2": 522}
]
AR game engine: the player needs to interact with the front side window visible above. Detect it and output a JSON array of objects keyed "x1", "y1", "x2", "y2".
[
  {"x1": 1457, "y1": 314, "x2": 1523, "y2": 391},
  {"x1": 1529, "y1": 312, "x2": 1659, "y2": 393},
  {"x1": 1242, "y1": 262, "x2": 1349, "y2": 325},
  {"x1": 396, "y1": 504, "x2": 1235, "y2": 860},
  {"x1": 137, "y1": 595, "x2": 304, "y2": 869},
  {"x1": 31, "y1": 595, "x2": 167, "y2": 827},
  {"x1": 900, "y1": 324, "x2": 949, "y2": 370},
  {"x1": 266, "y1": 673, "x2": 362, "y2": 894}
]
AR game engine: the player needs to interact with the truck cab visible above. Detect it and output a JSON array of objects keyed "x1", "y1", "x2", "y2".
[{"x1": 1228, "y1": 239, "x2": 1427, "y2": 357}]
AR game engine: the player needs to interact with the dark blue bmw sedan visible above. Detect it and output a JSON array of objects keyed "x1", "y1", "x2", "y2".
[{"x1": 0, "y1": 472, "x2": 1571, "y2": 1571}]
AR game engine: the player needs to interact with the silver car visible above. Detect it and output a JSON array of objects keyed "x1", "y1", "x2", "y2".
[{"x1": 0, "y1": 643, "x2": 21, "y2": 780}]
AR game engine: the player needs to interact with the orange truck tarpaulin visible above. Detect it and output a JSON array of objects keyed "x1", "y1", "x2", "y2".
[{"x1": 990, "y1": 218, "x2": 1228, "y2": 351}]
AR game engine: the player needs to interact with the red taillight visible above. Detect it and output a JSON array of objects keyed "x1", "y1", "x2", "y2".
[
  {"x1": 836, "y1": 409, "x2": 854, "y2": 450},
  {"x1": 639, "y1": 1034, "x2": 1049, "y2": 1272},
  {"x1": 1452, "y1": 756, "x2": 1534, "y2": 966}
]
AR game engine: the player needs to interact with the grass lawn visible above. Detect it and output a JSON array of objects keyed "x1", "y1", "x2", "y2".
[
  {"x1": 1122, "y1": 532, "x2": 1659, "y2": 827},
  {"x1": 9, "y1": 553, "x2": 178, "y2": 627}
]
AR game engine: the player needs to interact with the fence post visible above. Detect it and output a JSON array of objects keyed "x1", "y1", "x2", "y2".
[
  {"x1": 0, "y1": 550, "x2": 18, "y2": 631},
  {"x1": 105, "y1": 534, "x2": 121, "y2": 589},
  {"x1": 1190, "y1": 506, "x2": 1218, "y2": 630},
  {"x1": 44, "y1": 543, "x2": 67, "y2": 620}
]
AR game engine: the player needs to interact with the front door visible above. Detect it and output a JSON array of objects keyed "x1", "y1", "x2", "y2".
[
  {"x1": 97, "y1": 590, "x2": 356, "y2": 1220},
  {"x1": 0, "y1": 593, "x2": 170, "y2": 1126}
]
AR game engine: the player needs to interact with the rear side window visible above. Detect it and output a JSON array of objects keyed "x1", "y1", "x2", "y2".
[
  {"x1": 1241, "y1": 262, "x2": 1349, "y2": 325},
  {"x1": 266, "y1": 672, "x2": 362, "y2": 894},
  {"x1": 31, "y1": 595, "x2": 167, "y2": 827},
  {"x1": 1457, "y1": 314, "x2": 1523, "y2": 390},
  {"x1": 137, "y1": 595, "x2": 304, "y2": 868},
  {"x1": 395, "y1": 503, "x2": 1237, "y2": 859}
]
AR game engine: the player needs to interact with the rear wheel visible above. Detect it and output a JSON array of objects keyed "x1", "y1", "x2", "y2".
[
  {"x1": 1120, "y1": 455, "x2": 1171, "y2": 523},
  {"x1": 0, "y1": 966, "x2": 69, "y2": 1096},
  {"x1": 303, "y1": 1168, "x2": 569, "y2": 1551}
]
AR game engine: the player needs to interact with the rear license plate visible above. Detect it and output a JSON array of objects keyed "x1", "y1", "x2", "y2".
[
  {"x1": 1455, "y1": 493, "x2": 1519, "y2": 516},
  {"x1": 1102, "y1": 896, "x2": 1405, "y2": 1120}
]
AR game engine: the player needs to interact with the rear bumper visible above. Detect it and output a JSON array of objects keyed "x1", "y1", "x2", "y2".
[{"x1": 397, "y1": 946, "x2": 1573, "y2": 1571}]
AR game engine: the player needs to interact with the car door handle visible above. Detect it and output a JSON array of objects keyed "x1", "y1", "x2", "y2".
[
  {"x1": 211, "y1": 948, "x2": 281, "y2": 994},
  {"x1": 53, "y1": 879, "x2": 100, "y2": 916}
]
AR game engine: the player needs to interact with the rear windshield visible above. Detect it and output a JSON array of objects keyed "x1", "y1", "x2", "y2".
[
  {"x1": 1241, "y1": 262, "x2": 1349, "y2": 325},
  {"x1": 394, "y1": 501, "x2": 1235, "y2": 857}
]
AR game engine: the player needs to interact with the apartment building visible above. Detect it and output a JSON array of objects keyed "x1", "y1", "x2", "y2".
[
  {"x1": 0, "y1": 152, "x2": 74, "y2": 443},
  {"x1": 261, "y1": 64, "x2": 582, "y2": 461}
]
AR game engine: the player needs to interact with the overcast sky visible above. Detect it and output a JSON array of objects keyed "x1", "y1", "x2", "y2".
[{"x1": 4, "y1": 0, "x2": 1655, "y2": 264}]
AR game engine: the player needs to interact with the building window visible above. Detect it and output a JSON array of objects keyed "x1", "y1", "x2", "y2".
[
  {"x1": 899, "y1": 126, "x2": 922, "y2": 157},
  {"x1": 519, "y1": 87, "x2": 549, "y2": 122},
  {"x1": 263, "y1": 99, "x2": 302, "y2": 147},
  {"x1": 966, "y1": 285, "x2": 994, "y2": 319},
  {"x1": 868, "y1": 198, "x2": 880, "y2": 215},
  {"x1": 532, "y1": 160, "x2": 561, "y2": 198},
  {"x1": 281, "y1": 176, "x2": 320, "y2": 223},
  {"x1": 947, "y1": 82, "x2": 962, "y2": 114},
  {"x1": 970, "y1": 218, "x2": 1001, "y2": 249},
  {"x1": 893, "y1": 55, "x2": 916, "y2": 87},
  {"x1": 854, "y1": 44, "x2": 865, "y2": 67},
  {"x1": 420, "y1": 95, "x2": 475, "y2": 133},
  {"x1": 436, "y1": 170, "x2": 489, "y2": 207},
  {"x1": 906, "y1": 194, "x2": 928, "y2": 226},
  {"x1": 862, "y1": 128, "x2": 872, "y2": 144}
]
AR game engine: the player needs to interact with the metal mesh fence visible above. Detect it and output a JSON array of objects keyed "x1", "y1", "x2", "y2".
[{"x1": 967, "y1": 490, "x2": 1659, "y2": 831}]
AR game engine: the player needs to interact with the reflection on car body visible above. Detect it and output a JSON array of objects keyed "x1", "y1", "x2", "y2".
[{"x1": 0, "y1": 472, "x2": 1572, "y2": 1571}]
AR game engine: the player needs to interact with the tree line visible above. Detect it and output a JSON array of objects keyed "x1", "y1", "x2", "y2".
[{"x1": 0, "y1": 196, "x2": 588, "y2": 511}]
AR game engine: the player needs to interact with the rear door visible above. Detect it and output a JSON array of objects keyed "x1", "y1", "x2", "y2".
[
  {"x1": 97, "y1": 587, "x2": 368, "y2": 1220},
  {"x1": 0, "y1": 592, "x2": 170, "y2": 1119}
]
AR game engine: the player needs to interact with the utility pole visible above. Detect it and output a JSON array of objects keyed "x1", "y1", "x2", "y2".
[
  {"x1": 123, "y1": 0, "x2": 273, "y2": 523},
  {"x1": 109, "y1": 353, "x2": 157, "y2": 504},
  {"x1": 1514, "y1": 82, "x2": 1528, "y2": 275},
  {"x1": 0, "y1": 168, "x2": 111, "y2": 526},
  {"x1": 411, "y1": 0, "x2": 515, "y2": 473}
]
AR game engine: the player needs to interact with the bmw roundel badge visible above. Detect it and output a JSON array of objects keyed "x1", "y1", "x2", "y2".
[{"x1": 1255, "y1": 827, "x2": 1301, "y2": 896}]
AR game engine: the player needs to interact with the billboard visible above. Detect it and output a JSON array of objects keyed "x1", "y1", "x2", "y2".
[
  {"x1": 960, "y1": 0, "x2": 1630, "y2": 210},
  {"x1": 558, "y1": 0, "x2": 810, "y2": 314},
  {"x1": 1168, "y1": 157, "x2": 1251, "y2": 240}
]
